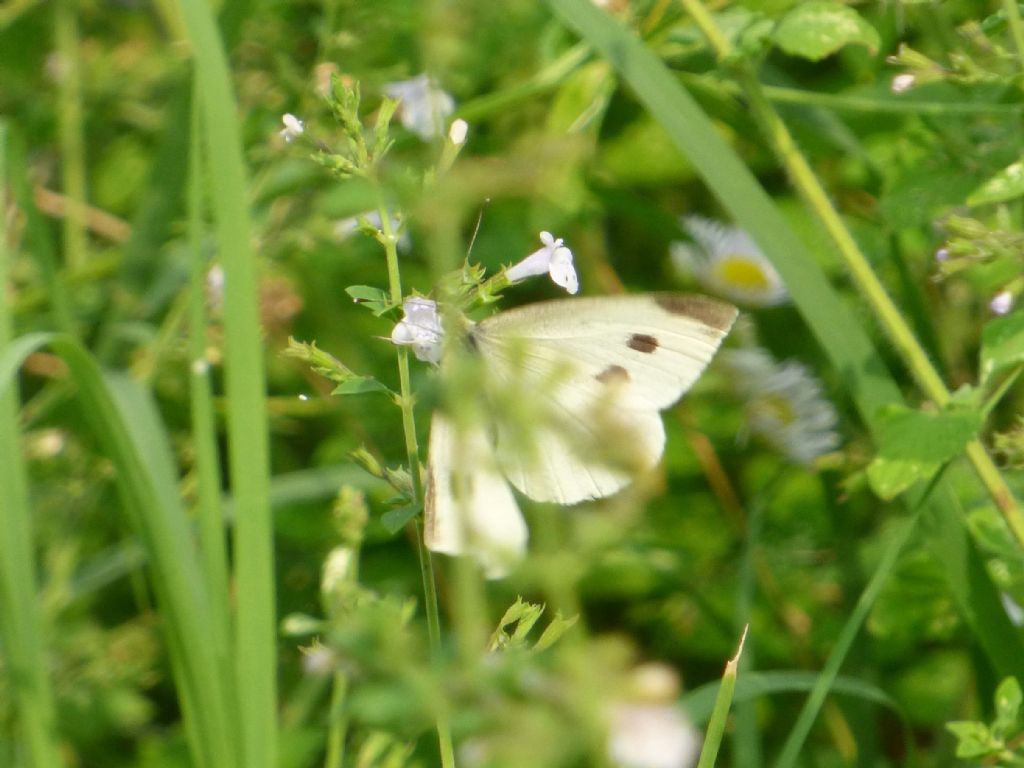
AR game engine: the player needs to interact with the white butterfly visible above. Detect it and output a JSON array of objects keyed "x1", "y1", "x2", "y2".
[{"x1": 421, "y1": 293, "x2": 738, "y2": 578}]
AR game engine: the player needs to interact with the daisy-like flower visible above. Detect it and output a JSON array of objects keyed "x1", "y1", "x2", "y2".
[
  {"x1": 391, "y1": 297, "x2": 444, "y2": 364},
  {"x1": 722, "y1": 348, "x2": 840, "y2": 465},
  {"x1": 607, "y1": 664, "x2": 701, "y2": 768},
  {"x1": 383, "y1": 73, "x2": 455, "y2": 141},
  {"x1": 672, "y1": 215, "x2": 788, "y2": 308},
  {"x1": 505, "y1": 231, "x2": 579, "y2": 294},
  {"x1": 279, "y1": 113, "x2": 305, "y2": 142}
]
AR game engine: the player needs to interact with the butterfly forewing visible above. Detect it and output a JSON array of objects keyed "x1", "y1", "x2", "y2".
[{"x1": 471, "y1": 294, "x2": 737, "y2": 504}]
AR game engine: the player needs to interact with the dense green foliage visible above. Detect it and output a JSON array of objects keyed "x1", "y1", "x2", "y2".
[{"x1": 3, "y1": 0, "x2": 1024, "y2": 766}]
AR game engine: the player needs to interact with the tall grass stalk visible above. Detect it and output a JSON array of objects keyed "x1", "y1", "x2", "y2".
[
  {"x1": 0, "y1": 122, "x2": 63, "y2": 768},
  {"x1": 53, "y1": 0, "x2": 88, "y2": 271},
  {"x1": 187, "y1": 74, "x2": 236, "y2": 725},
  {"x1": 175, "y1": 0, "x2": 279, "y2": 762}
]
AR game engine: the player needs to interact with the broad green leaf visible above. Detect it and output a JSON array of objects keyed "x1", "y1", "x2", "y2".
[
  {"x1": 967, "y1": 159, "x2": 1024, "y2": 206},
  {"x1": 772, "y1": 1, "x2": 880, "y2": 61},
  {"x1": 981, "y1": 312, "x2": 1024, "y2": 382},
  {"x1": 380, "y1": 502, "x2": 422, "y2": 533},
  {"x1": 345, "y1": 284, "x2": 392, "y2": 315},
  {"x1": 866, "y1": 405, "x2": 982, "y2": 499},
  {"x1": 945, "y1": 721, "x2": 994, "y2": 758}
]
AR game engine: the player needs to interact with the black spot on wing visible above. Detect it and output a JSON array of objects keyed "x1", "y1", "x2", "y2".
[
  {"x1": 627, "y1": 333, "x2": 659, "y2": 354},
  {"x1": 596, "y1": 364, "x2": 630, "y2": 384}
]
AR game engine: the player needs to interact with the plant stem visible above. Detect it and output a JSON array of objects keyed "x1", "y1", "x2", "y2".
[
  {"x1": 376, "y1": 197, "x2": 457, "y2": 768},
  {"x1": 679, "y1": 0, "x2": 1024, "y2": 549},
  {"x1": 54, "y1": 0, "x2": 88, "y2": 271}
]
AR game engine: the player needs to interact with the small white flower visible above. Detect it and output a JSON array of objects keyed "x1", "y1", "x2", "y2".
[
  {"x1": 607, "y1": 663, "x2": 700, "y2": 768},
  {"x1": 607, "y1": 704, "x2": 700, "y2": 768},
  {"x1": 935, "y1": 247, "x2": 949, "y2": 262},
  {"x1": 279, "y1": 113, "x2": 305, "y2": 142},
  {"x1": 722, "y1": 349, "x2": 840, "y2": 465},
  {"x1": 301, "y1": 644, "x2": 337, "y2": 677},
  {"x1": 391, "y1": 297, "x2": 444, "y2": 364},
  {"x1": 672, "y1": 215, "x2": 787, "y2": 308},
  {"x1": 448, "y1": 118, "x2": 469, "y2": 146},
  {"x1": 321, "y1": 546, "x2": 354, "y2": 597},
  {"x1": 383, "y1": 74, "x2": 455, "y2": 140},
  {"x1": 506, "y1": 231, "x2": 579, "y2": 294},
  {"x1": 991, "y1": 290, "x2": 1014, "y2": 315},
  {"x1": 891, "y1": 73, "x2": 916, "y2": 94}
]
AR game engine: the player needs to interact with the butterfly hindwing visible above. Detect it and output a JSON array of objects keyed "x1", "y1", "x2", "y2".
[{"x1": 423, "y1": 412, "x2": 527, "y2": 578}]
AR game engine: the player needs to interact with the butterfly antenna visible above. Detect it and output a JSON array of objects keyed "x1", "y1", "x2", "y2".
[{"x1": 464, "y1": 199, "x2": 490, "y2": 263}]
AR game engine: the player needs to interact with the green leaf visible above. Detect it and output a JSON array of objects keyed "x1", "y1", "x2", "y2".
[
  {"x1": 772, "y1": 1, "x2": 880, "y2": 61},
  {"x1": 380, "y1": 502, "x2": 422, "y2": 534},
  {"x1": 533, "y1": 612, "x2": 579, "y2": 651},
  {"x1": 866, "y1": 405, "x2": 982, "y2": 499},
  {"x1": 993, "y1": 677, "x2": 1022, "y2": 736},
  {"x1": 945, "y1": 721, "x2": 995, "y2": 758},
  {"x1": 967, "y1": 159, "x2": 1024, "y2": 206},
  {"x1": 345, "y1": 285, "x2": 392, "y2": 315},
  {"x1": 981, "y1": 312, "x2": 1024, "y2": 382},
  {"x1": 331, "y1": 376, "x2": 392, "y2": 396}
]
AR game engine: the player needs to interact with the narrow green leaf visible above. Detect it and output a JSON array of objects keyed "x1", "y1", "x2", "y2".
[
  {"x1": 380, "y1": 502, "x2": 423, "y2": 533},
  {"x1": 175, "y1": 0, "x2": 277, "y2": 759},
  {"x1": 981, "y1": 312, "x2": 1024, "y2": 382},
  {"x1": 332, "y1": 377, "x2": 392, "y2": 396},
  {"x1": 0, "y1": 122, "x2": 63, "y2": 768},
  {"x1": 772, "y1": 1, "x2": 880, "y2": 61},
  {"x1": 967, "y1": 158, "x2": 1024, "y2": 206}
]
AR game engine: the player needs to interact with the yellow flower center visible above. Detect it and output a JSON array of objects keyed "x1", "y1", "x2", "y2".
[
  {"x1": 752, "y1": 394, "x2": 797, "y2": 426},
  {"x1": 713, "y1": 255, "x2": 773, "y2": 291}
]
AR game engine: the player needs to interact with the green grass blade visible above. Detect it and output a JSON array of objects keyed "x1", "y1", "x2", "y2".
[
  {"x1": 0, "y1": 121, "x2": 63, "y2": 768},
  {"x1": 187, "y1": 75, "x2": 234, "y2": 691},
  {"x1": 696, "y1": 631, "x2": 745, "y2": 768},
  {"x1": 0, "y1": 334, "x2": 237, "y2": 768},
  {"x1": 774, "y1": 512, "x2": 918, "y2": 768},
  {"x1": 173, "y1": 1, "x2": 278, "y2": 763},
  {"x1": 6, "y1": 128, "x2": 77, "y2": 338}
]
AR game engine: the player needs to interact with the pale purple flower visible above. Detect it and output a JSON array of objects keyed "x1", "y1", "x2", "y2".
[
  {"x1": 991, "y1": 291, "x2": 1014, "y2": 315},
  {"x1": 391, "y1": 297, "x2": 444, "y2": 363},
  {"x1": 383, "y1": 74, "x2": 455, "y2": 140},
  {"x1": 505, "y1": 231, "x2": 579, "y2": 294}
]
